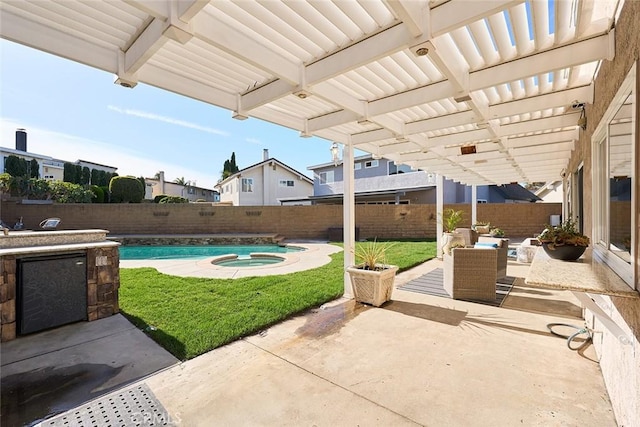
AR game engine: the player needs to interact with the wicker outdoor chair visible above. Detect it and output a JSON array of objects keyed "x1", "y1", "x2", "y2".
[
  {"x1": 477, "y1": 237, "x2": 509, "y2": 280},
  {"x1": 443, "y1": 248, "x2": 498, "y2": 301}
]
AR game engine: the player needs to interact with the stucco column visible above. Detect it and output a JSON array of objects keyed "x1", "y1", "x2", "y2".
[
  {"x1": 436, "y1": 174, "x2": 444, "y2": 259},
  {"x1": 343, "y1": 143, "x2": 355, "y2": 298}
]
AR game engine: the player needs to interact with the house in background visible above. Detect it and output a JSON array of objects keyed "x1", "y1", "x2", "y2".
[
  {"x1": 307, "y1": 154, "x2": 539, "y2": 204},
  {"x1": 146, "y1": 171, "x2": 219, "y2": 203},
  {"x1": 1, "y1": 129, "x2": 117, "y2": 181},
  {"x1": 308, "y1": 155, "x2": 436, "y2": 205},
  {"x1": 535, "y1": 181, "x2": 563, "y2": 203},
  {"x1": 1, "y1": 129, "x2": 65, "y2": 180},
  {"x1": 216, "y1": 149, "x2": 313, "y2": 206}
]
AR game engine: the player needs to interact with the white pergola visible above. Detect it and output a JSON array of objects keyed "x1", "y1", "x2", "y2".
[{"x1": 0, "y1": 0, "x2": 624, "y2": 294}]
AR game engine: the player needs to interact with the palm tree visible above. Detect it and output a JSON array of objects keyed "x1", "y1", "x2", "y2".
[{"x1": 174, "y1": 177, "x2": 187, "y2": 185}]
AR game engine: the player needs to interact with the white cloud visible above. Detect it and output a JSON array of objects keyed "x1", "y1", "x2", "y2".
[
  {"x1": 0, "y1": 118, "x2": 219, "y2": 188},
  {"x1": 245, "y1": 137, "x2": 262, "y2": 145},
  {"x1": 107, "y1": 105, "x2": 230, "y2": 137}
]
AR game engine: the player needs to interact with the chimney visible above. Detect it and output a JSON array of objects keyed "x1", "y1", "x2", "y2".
[
  {"x1": 15, "y1": 128, "x2": 27, "y2": 152},
  {"x1": 263, "y1": 149, "x2": 269, "y2": 161}
]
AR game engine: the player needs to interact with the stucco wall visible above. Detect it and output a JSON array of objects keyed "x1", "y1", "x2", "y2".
[
  {"x1": 0, "y1": 201, "x2": 560, "y2": 240},
  {"x1": 566, "y1": 1, "x2": 640, "y2": 425}
]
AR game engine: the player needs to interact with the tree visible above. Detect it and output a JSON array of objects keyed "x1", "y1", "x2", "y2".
[
  {"x1": 81, "y1": 167, "x2": 91, "y2": 185},
  {"x1": 29, "y1": 159, "x2": 40, "y2": 178},
  {"x1": 174, "y1": 177, "x2": 187, "y2": 185},
  {"x1": 5, "y1": 155, "x2": 27, "y2": 177},
  {"x1": 221, "y1": 152, "x2": 240, "y2": 179}
]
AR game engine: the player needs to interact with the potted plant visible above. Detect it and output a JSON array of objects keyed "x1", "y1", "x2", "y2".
[
  {"x1": 490, "y1": 227, "x2": 505, "y2": 237},
  {"x1": 472, "y1": 221, "x2": 491, "y2": 234},
  {"x1": 346, "y1": 240, "x2": 398, "y2": 307},
  {"x1": 441, "y1": 208, "x2": 466, "y2": 255},
  {"x1": 537, "y1": 219, "x2": 590, "y2": 261}
]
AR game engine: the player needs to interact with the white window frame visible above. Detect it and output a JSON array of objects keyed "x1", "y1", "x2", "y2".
[
  {"x1": 241, "y1": 178, "x2": 253, "y2": 193},
  {"x1": 279, "y1": 179, "x2": 294, "y2": 187},
  {"x1": 364, "y1": 160, "x2": 379, "y2": 168},
  {"x1": 591, "y1": 63, "x2": 636, "y2": 288},
  {"x1": 318, "y1": 171, "x2": 334, "y2": 185},
  {"x1": 354, "y1": 163, "x2": 362, "y2": 170}
]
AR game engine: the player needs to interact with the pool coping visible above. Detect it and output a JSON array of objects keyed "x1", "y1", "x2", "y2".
[{"x1": 118, "y1": 242, "x2": 343, "y2": 279}]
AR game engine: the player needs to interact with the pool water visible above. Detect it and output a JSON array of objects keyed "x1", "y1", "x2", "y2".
[
  {"x1": 215, "y1": 256, "x2": 284, "y2": 267},
  {"x1": 119, "y1": 245, "x2": 302, "y2": 260}
]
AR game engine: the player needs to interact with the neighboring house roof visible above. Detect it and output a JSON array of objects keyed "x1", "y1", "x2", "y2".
[
  {"x1": 307, "y1": 154, "x2": 376, "y2": 170},
  {"x1": 493, "y1": 184, "x2": 541, "y2": 202},
  {"x1": 145, "y1": 178, "x2": 219, "y2": 193},
  {"x1": 217, "y1": 158, "x2": 313, "y2": 187},
  {"x1": 76, "y1": 159, "x2": 118, "y2": 170},
  {"x1": 310, "y1": 186, "x2": 434, "y2": 200},
  {"x1": 0, "y1": 146, "x2": 54, "y2": 160}
]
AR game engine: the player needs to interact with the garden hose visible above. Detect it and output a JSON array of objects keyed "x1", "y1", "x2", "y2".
[{"x1": 546, "y1": 323, "x2": 593, "y2": 351}]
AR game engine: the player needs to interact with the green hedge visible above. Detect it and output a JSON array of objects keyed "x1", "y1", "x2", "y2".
[
  {"x1": 110, "y1": 176, "x2": 144, "y2": 203},
  {"x1": 158, "y1": 195, "x2": 189, "y2": 204}
]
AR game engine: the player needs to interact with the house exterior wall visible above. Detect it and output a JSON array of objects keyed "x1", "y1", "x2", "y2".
[
  {"x1": 0, "y1": 148, "x2": 63, "y2": 180},
  {"x1": 218, "y1": 161, "x2": 312, "y2": 206},
  {"x1": 565, "y1": 2, "x2": 640, "y2": 425},
  {"x1": 148, "y1": 180, "x2": 218, "y2": 202}
]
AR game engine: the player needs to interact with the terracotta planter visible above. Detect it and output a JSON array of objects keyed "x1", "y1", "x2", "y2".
[
  {"x1": 542, "y1": 243, "x2": 587, "y2": 261},
  {"x1": 346, "y1": 265, "x2": 398, "y2": 307}
]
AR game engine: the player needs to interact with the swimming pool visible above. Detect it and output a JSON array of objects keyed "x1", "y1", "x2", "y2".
[{"x1": 119, "y1": 245, "x2": 303, "y2": 260}]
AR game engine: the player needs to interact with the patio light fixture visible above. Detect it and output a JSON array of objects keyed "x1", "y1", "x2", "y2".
[{"x1": 330, "y1": 142, "x2": 340, "y2": 166}]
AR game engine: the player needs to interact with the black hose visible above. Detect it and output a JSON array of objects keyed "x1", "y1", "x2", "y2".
[{"x1": 547, "y1": 323, "x2": 592, "y2": 351}]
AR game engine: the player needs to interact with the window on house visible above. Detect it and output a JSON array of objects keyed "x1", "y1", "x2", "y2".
[
  {"x1": 364, "y1": 160, "x2": 379, "y2": 168},
  {"x1": 388, "y1": 161, "x2": 412, "y2": 175},
  {"x1": 279, "y1": 180, "x2": 294, "y2": 187},
  {"x1": 592, "y1": 64, "x2": 635, "y2": 287},
  {"x1": 318, "y1": 171, "x2": 334, "y2": 185},
  {"x1": 188, "y1": 187, "x2": 195, "y2": 194},
  {"x1": 354, "y1": 163, "x2": 361, "y2": 170},
  {"x1": 241, "y1": 178, "x2": 254, "y2": 192}
]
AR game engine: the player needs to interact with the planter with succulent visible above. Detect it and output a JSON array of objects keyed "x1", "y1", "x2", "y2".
[
  {"x1": 472, "y1": 221, "x2": 491, "y2": 234},
  {"x1": 441, "y1": 208, "x2": 466, "y2": 255},
  {"x1": 537, "y1": 219, "x2": 590, "y2": 261},
  {"x1": 490, "y1": 227, "x2": 505, "y2": 237},
  {"x1": 346, "y1": 240, "x2": 398, "y2": 307}
]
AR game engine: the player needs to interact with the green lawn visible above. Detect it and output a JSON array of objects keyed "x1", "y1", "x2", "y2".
[{"x1": 119, "y1": 241, "x2": 437, "y2": 360}]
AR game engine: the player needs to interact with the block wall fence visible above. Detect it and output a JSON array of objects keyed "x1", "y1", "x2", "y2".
[{"x1": 1, "y1": 202, "x2": 562, "y2": 240}]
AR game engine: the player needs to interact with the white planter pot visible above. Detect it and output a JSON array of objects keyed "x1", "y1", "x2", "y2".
[
  {"x1": 346, "y1": 265, "x2": 398, "y2": 307},
  {"x1": 442, "y1": 232, "x2": 466, "y2": 255}
]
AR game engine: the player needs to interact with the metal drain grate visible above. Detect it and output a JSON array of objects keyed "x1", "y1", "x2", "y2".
[{"x1": 41, "y1": 384, "x2": 176, "y2": 427}]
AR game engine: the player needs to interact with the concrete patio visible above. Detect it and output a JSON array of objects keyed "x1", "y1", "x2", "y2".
[{"x1": 2, "y1": 258, "x2": 617, "y2": 426}]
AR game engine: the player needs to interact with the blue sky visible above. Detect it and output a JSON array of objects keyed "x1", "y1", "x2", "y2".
[{"x1": 0, "y1": 39, "x2": 334, "y2": 188}]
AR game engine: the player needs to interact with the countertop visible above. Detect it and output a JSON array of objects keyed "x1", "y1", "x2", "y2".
[{"x1": 525, "y1": 248, "x2": 638, "y2": 298}]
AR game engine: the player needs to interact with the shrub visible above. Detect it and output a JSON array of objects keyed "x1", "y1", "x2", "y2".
[
  {"x1": 154, "y1": 194, "x2": 170, "y2": 203},
  {"x1": 90, "y1": 185, "x2": 105, "y2": 203},
  {"x1": 48, "y1": 181, "x2": 93, "y2": 203},
  {"x1": 100, "y1": 185, "x2": 110, "y2": 203},
  {"x1": 109, "y1": 176, "x2": 144, "y2": 203},
  {"x1": 158, "y1": 195, "x2": 188, "y2": 204}
]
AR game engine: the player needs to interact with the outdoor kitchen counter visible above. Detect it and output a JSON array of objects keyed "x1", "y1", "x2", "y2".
[{"x1": 525, "y1": 248, "x2": 639, "y2": 298}]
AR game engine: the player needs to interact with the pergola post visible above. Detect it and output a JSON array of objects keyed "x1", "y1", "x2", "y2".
[
  {"x1": 471, "y1": 184, "x2": 478, "y2": 226},
  {"x1": 342, "y1": 143, "x2": 355, "y2": 298},
  {"x1": 436, "y1": 174, "x2": 444, "y2": 259}
]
